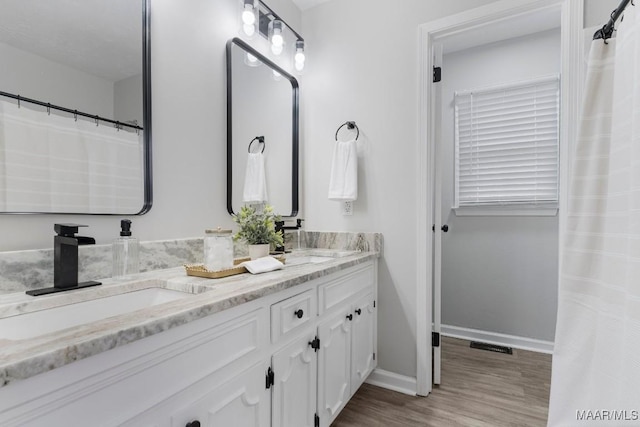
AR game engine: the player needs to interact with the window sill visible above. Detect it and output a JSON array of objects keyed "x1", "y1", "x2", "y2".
[{"x1": 453, "y1": 206, "x2": 558, "y2": 217}]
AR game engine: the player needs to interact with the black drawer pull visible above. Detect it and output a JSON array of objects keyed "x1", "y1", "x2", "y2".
[
  {"x1": 186, "y1": 421, "x2": 201, "y2": 427},
  {"x1": 294, "y1": 309, "x2": 304, "y2": 319},
  {"x1": 346, "y1": 314, "x2": 353, "y2": 321},
  {"x1": 355, "y1": 308, "x2": 362, "y2": 315}
]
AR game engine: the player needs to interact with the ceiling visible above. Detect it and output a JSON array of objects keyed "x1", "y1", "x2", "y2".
[
  {"x1": 0, "y1": 0, "x2": 142, "y2": 82},
  {"x1": 292, "y1": 0, "x2": 332, "y2": 11}
]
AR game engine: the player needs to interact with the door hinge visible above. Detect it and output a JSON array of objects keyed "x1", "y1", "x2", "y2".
[
  {"x1": 432, "y1": 332, "x2": 440, "y2": 347},
  {"x1": 265, "y1": 366, "x2": 274, "y2": 389},
  {"x1": 309, "y1": 336, "x2": 320, "y2": 352},
  {"x1": 433, "y1": 66, "x2": 442, "y2": 83},
  {"x1": 314, "y1": 413, "x2": 320, "y2": 427}
]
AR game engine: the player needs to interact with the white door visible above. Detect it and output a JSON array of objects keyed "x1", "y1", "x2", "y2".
[
  {"x1": 350, "y1": 292, "x2": 376, "y2": 394},
  {"x1": 170, "y1": 362, "x2": 270, "y2": 427},
  {"x1": 272, "y1": 331, "x2": 318, "y2": 427},
  {"x1": 317, "y1": 308, "x2": 352, "y2": 427},
  {"x1": 432, "y1": 43, "x2": 444, "y2": 386}
]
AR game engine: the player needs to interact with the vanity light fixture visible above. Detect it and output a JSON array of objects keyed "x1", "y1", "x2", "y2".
[
  {"x1": 245, "y1": 51, "x2": 261, "y2": 67},
  {"x1": 240, "y1": 0, "x2": 306, "y2": 72},
  {"x1": 269, "y1": 19, "x2": 284, "y2": 55},
  {"x1": 241, "y1": 0, "x2": 257, "y2": 37},
  {"x1": 294, "y1": 40, "x2": 305, "y2": 71}
]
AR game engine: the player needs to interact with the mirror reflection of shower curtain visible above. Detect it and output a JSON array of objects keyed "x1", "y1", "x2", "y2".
[
  {"x1": 549, "y1": 7, "x2": 640, "y2": 423},
  {"x1": 0, "y1": 100, "x2": 143, "y2": 213}
]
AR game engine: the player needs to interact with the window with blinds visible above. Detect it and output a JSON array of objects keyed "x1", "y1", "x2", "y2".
[{"x1": 453, "y1": 75, "x2": 560, "y2": 208}]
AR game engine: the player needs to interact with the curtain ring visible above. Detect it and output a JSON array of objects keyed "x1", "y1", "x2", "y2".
[
  {"x1": 47, "y1": 103, "x2": 51, "y2": 115},
  {"x1": 74, "y1": 110, "x2": 78, "y2": 122},
  {"x1": 115, "y1": 121, "x2": 121, "y2": 131},
  {"x1": 95, "y1": 115, "x2": 99, "y2": 126},
  {"x1": 17, "y1": 95, "x2": 20, "y2": 108},
  {"x1": 248, "y1": 136, "x2": 265, "y2": 153},
  {"x1": 335, "y1": 121, "x2": 360, "y2": 141}
]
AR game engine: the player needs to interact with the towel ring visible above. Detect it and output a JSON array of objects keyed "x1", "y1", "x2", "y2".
[
  {"x1": 248, "y1": 136, "x2": 265, "y2": 153},
  {"x1": 335, "y1": 121, "x2": 359, "y2": 141}
]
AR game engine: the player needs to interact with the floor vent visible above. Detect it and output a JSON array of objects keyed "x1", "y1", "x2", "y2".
[{"x1": 470, "y1": 341, "x2": 513, "y2": 355}]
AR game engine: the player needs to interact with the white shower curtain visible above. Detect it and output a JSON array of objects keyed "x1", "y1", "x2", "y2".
[{"x1": 548, "y1": 6, "x2": 640, "y2": 426}]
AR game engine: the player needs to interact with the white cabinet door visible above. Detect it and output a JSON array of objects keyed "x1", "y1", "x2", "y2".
[
  {"x1": 272, "y1": 331, "x2": 318, "y2": 427},
  {"x1": 350, "y1": 292, "x2": 376, "y2": 395},
  {"x1": 170, "y1": 362, "x2": 270, "y2": 427},
  {"x1": 317, "y1": 309, "x2": 352, "y2": 427}
]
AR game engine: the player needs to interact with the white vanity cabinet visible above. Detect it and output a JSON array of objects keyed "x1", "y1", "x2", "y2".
[
  {"x1": 271, "y1": 330, "x2": 318, "y2": 427},
  {"x1": 316, "y1": 290, "x2": 376, "y2": 427},
  {"x1": 0, "y1": 259, "x2": 377, "y2": 427}
]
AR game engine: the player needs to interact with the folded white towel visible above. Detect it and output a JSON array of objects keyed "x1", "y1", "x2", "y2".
[
  {"x1": 328, "y1": 139, "x2": 358, "y2": 201},
  {"x1": 242, "y1": 256, "x2": 284, "y2": 274},
  {"x1": 243, "y1": 152, "x2": 268, "y2": 203}
]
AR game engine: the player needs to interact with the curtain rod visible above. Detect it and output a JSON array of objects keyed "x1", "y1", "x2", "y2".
[
  {"x1": 593, "y1": 0, "x2": 633, "y2": 40},
  {"x1": 0, "y1": 90, "x2": 143, "y2": 131}
]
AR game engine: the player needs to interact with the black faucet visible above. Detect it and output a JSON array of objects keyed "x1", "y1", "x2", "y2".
[
  {"x1": 26, "y1": 224, "x2": 102, "y2": 296},
  {"x1": 274, "y1": 219, "x2": 304, "y2": 253}
]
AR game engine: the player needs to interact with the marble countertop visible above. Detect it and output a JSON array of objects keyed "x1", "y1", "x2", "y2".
[{"x1": 0, "y1": 249, "x2": 377, "y2": 388}]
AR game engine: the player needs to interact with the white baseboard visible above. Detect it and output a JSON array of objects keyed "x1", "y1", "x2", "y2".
[
  {"x1": 365, "y1": 368, "x2": 417, "y2": 396},
  {"x1": 441, "y1": 324, "x2": 554, "y2": 354}
]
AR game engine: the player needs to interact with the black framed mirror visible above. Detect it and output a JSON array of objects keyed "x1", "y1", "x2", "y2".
[
  {"x1": 0, "y1": 0, "x2": 152, "y2": 215},
  {"x1": 226, "y1": 37, "x2": 299, "y2": 217}
]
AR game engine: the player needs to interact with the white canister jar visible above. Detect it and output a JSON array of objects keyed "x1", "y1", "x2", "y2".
[{"x1": 204, "y1": 228, "x2": 234, "y2": 271}]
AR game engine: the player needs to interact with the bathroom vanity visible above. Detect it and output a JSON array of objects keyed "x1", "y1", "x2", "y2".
[{"x1": 0, "y1": 250, "x2": 378, "y2": 427}]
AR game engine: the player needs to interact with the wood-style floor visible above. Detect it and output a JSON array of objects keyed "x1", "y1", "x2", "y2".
[{"x1": 332, "y1": 337, "x2": 552, "y2": 427}]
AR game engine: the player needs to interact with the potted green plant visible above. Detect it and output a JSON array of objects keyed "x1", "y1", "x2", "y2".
[{"x1": 232, "y1": 204, "x2": 284, "y2": 259}]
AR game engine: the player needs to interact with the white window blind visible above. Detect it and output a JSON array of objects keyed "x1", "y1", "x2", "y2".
[{"x1": 454, "y1": 75, "x2": 560, "y2": 207}]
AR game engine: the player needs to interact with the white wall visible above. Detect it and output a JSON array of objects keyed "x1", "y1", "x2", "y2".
[
  {"x1": 0, "y1": 41, "x2": 113, "y2": 118},
  {"x1": 114, "y1": 73, "x2": 143, "y2": 125},
  {"x1": 440, "y1": 29, "x2": 561, "y2": 342},
  {"x1": 300, "y1": 0, "x2": 502, "y2": 378},
  {"x1": 0, "y1": 0, "x2": 301, "y2": 251}
]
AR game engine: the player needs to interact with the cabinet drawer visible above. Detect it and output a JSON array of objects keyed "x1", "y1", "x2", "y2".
[
  {"x1": 318, "y1": 263, "x2": 374, "y2": 315},
  {"x1": 271, "y1": 290, "x2": 316, "y2": 343}
]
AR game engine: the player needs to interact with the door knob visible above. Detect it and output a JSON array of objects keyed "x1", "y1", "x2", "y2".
[
  {"x1": 441, "y1": 224, "x2": 449, "y2": 232},
  {"x1": 294, "y1": 309, "x2": 304, "y2": 319},
  {"x1": 186, "y1": 421, "x2": 201, "y2": 427}
]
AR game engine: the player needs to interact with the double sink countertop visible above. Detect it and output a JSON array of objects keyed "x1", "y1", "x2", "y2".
[{"x1": 0, "y1": 249, "x2": 378, "y2": 388}]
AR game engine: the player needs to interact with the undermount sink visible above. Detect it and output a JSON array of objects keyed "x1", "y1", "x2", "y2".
[{"x1": 0, "y1": 287, "x2": 194, "y2": 341}]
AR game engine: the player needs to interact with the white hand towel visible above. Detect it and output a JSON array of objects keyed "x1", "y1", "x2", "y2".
[
  {"x1": 328, "y1": 139, "x2": 358, "y2": 201},
  {"x1": 241, "y1": 256, "x2": 283, "y2": 274},
  {"x1": 243, "y1": 152, "x2": 268, "y2": 203}
]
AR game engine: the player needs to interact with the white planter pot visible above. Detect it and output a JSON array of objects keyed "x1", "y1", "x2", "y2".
[{"x1": 248, "y1": 244, "x2": 270, "y2": 260}]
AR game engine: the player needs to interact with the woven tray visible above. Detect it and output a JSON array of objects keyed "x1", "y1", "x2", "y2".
[{"x1": 184, "y1": 256, "x2": 285, "y2": 279}]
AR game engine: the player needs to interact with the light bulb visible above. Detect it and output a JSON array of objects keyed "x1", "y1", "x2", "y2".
[
  {"x1": 272, "y1": 32, "x2": 284, "y2": 47},
  {"x1": 272, "y1": 70, "x2": 282, "y2": 81},
  {"x1": 295, "y1": 60, "x2": 305, "y2": 72},
  {"x1": 242, "y1": 8, "x2": 255, "y2": 25},
  {"x1": 294, "y1": 51, "x2": 305, "y2": 63},
  {"x1": 243, "y1": 23, "x2": 255, "y2": 36},
  {"x1": 247, "y1": 52, "x2": 258, "y2": 63},
  {"x1": 271, "y1": 43, "x2": 283, "y2": 55}
]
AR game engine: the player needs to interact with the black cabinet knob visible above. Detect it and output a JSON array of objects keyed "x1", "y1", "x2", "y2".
[
  {"x1": 346, "y1": 314, "x2": 353, "y2": 321},
  {"x1": 186, "y1": 421, "x2": 201, "y2": 427},
  {"x1": 355, "y1": 308, "x2": 362, "y2": 315},
  {"x1": 294, "y1": 309, "x2": 304, "y2": 319},
  {"x1": 441, "y1": 224, "x2": 449, "y2": 232}
]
